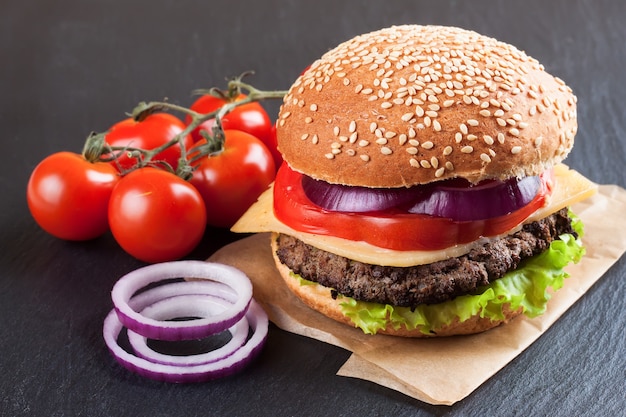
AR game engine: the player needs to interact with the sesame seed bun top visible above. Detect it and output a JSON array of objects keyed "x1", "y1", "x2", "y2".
[{"x1": 276, "y1": 25, "x2": 578, "y2": 187}]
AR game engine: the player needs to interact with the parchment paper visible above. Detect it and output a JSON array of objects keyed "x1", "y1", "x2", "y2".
[{"x1": 208, "y1": 184, "x2": 626, "y2": 405}]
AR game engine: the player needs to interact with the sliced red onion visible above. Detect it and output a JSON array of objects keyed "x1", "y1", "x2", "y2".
[
  {"x1": 302, "y1": 171, "x2": 542, "y2": 221},
  {"x1": 301, "y1": 175, "x2": 418, "y2": 212},
  {"x1": 407, "y1": 175, "x2": 541, "y2": 221},
  {"x1": 127, "y1": 294, "x2": 249, "y2": 366},
  {"x1": 128, "y1": 280, "x2": 238, "y2": 312},
  {"x1": 103, "y1": 299, "x2": 268, "y2": 383},
  {"x1": 111, "y1": 261, "x2": 252, "y2": 341}
]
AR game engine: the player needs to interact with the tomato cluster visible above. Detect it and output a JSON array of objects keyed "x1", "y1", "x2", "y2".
[{"x1": 27, "y1": 92, "x2": 278, "y2": 263}]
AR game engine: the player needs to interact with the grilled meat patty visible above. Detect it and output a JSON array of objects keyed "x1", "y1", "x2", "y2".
[{"x1": 274, "y1": 208, "x2": 575, "y2": 308}]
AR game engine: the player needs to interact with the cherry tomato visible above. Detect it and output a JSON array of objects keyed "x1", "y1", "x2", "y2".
[
  {"x1": 189, "y1": 130, "x2": 276, "y2": 228},
  {"x1": 267, "y1": 122, "x2": 283, "y2": 169},
  {"x1": 108, "y1": 168, "x2": 206, "y2": 263},
  {"x1": 272, "y1": 164, "x2": 550, "y2": 251},
  {"x1": 104, "y1": 113, "x2": 194, "y2": 172},
  {"x1": 27, "y1": 152, "x2": 120, "y2": 241},
  {"x1": 187, "y1": 94, "x2": 280, "y2": 165}
]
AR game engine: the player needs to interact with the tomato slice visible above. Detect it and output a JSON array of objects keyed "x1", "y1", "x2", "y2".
[{"x1": 273, "y1": 164, "x2": 552, "y2": 251}]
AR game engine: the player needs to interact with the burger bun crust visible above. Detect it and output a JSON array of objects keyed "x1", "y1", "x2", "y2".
[{"x1": 276, "y1": 25, "x2": 577, "y2": 187}]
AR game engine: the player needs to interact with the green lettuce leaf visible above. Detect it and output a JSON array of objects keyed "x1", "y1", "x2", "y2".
[{"x1": 294, "y1": 210, "x2": 585, "y2": 335}]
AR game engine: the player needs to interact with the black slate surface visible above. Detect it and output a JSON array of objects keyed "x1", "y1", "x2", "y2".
[{"x1": 1, "y1": 1, "x2": 624, "y2": 416}]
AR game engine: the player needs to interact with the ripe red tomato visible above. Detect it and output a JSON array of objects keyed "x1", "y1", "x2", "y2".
[
  {"x1": 108, "y1": 168, "x2": 206, "y2": 263},
  {"x1": 27, "y1": 152, "x2": 120, "y2": 241},
  {"x1": 189, "y1": 130, "x2": 276, "y2": 228},
  {"x1": 267, "y1": 122, "x2": 283, "y2": 169},
  {"x1": 104, "y1": 113, "x2": 194, "y2": 172},
  {"x1": 187, "y1": 94, "x2": 281, "y2": 168},
  {"x1": 273, "y1": 164, "x2": 550, "y2": 251}
]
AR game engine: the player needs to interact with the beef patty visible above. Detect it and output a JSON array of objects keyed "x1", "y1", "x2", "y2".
[{"x1": 274, "y1": 208, "x2": 576, "y2": 308}]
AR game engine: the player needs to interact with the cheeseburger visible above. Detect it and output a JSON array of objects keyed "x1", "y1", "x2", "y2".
[{"x1": 233, "y1": 25, "x2": 597, "y2": 337}]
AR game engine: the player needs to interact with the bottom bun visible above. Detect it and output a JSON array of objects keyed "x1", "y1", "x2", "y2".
[{"x1": 271, "y1": 233, "x2": 523, "y2": 337}]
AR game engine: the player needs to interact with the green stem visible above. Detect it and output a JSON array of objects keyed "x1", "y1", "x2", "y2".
[{"x1": 92, "y1": 75, "x2": 289, "y2": 180}]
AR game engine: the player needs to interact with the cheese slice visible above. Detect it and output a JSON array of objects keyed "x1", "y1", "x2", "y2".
[{"x1": 232, "y1": 164, "x2": 597, "y2": 267}]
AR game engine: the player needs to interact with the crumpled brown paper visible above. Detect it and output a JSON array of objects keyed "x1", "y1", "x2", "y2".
[{"x1": 208, "y1": 184, "x2": 626, "y2": 405}]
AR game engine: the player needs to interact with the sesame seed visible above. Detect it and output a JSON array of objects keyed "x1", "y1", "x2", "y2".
[
  {"x1": 324, "y1": 153, "x2": 335, "y2": 159},
  {"x1": 494, "y1": 109, "x2": 505, "y2": 117},
  {"x1": 406, "y1": 147, "x2": 418, "y2": 155},
  {"x1": 309, "y1": 104, "x2": 318, "y2": 112},
  {"x1": 534, "y1": 136, "x2": 543, "y2": 147},
  {"x1": 333, "y1": 126, "x2": 340, "y2": 136},
  {"x1": 511, "y1": 146, "x2": 522, "y2": 154},
  {"x1": 369, "y1": 122, "x2": 377, "y2": 133},
  {"x1": 467, "y1": 119, "x2": 479, "y2": 127},
  {"x1": 467, "y1": 134, "x2": 477, "y2": 141},
  {"x1": 509, "y1": 128, "x2": 520, "y2": 136},
  {"x1": 312, "y1": 135, "x2": 319, "y2": 144},
  {"x1": 408, "y1": 139, "x2": 420, "y2": 146},
  {"x1": 349, "y1": 121, "x2": 357, "y2": 132},
  {"x1": 459, "y1": 123, "x2": 468, "y2": 134},
  {"x1": 433, "y1": 120, "x2": 442, "y2": 131},
  {"x1": 358, "y1": 140, "x2": 369, "y2": 147},
  {"x1": 360, "y1": 154, "x2": 370, "y2": 162},
  {"x1": 331, "y1": 148, "x2": 341, "y2": 155},
  {"x1": 420, "y1": 159, "x2": 431, "y2": 168},
  {"x1": 445, "y1": 161, "x2": 454, "y2": 171},
  {"x1": 480, "y1": 153, "x2": 492, "y2": 163},
  {"x1": 408, "y1": 127, "x2": 417, "y2": 138},
  {"x1": 430, "y1": 157, "x2": 439, "y2": 168},
  {"x1": 415, "y1": 106, "x2": 425, "y2": 117},
  {"x1": 421, "y1": 141, "x2": 434, "y2": 149},
  {"x1": 461, "y1": 146, "x2": 474, "y2": 153},
  {"x1": 479, "y1": 109, "x2": 491, "y2": 117},
  {"x1": 381, "y1": 146, "x2": 393, "y2": 155},
  {"x1": 399, "y1": 134, "x2": 408, "y2": 145},
  {"x1": 409, "y1": 158, "x2": 420, "y2": 168},
  {"x1": 385, "y1": 131, "x2": 397, "y2": 139},
  {"x1": 443, "y1": 145, "x2": 453, "y2": 156},
  {"x1": 305, "y1": 117, "x2": 313, "y2": 124},
  {"x1": 349, "y1": 132, "x2": 358, "y2": 143},
  {"x1": 435, "y1": 167, "x2": 445, "y2": 178},
  {"x1": 331, "y1": 142, "x2": 342, "y2": 149},
  {"x1": 443, "y1": 99, "x2": 455, "y2": 107},
  {"x1": 375, "y1": 138, "x2": 388, "y2": 145},
  {"x1": 401, "y1": 112, "x2": 414, "y2": 122},
  {"x1": 426, "y1": 110, "x2": 438, "y2": 118},
  {"x1": 346, "y1": 149, "x2": 356, "y2": 156},
  {"x1": 483, "y1": 135, "x2": 494, "y2": 145},
  {"x1": 455, "y1": 132, "x2": 462, "y2": 143},
  {"x1": 301, "y1": 133, "x2": 309, "y2": 140},
  {"x1": 496, "y1": 118, "x2": 507, "y2": 127},
  {"x1": 381, "y1": 102, "x2": 393, "y2": 109},
  {"x1": 497, "y1": 133, "x2": 505, "y2": 144},
  {"x1": 281, "y1": 111, "x2": 291, "y2": 119}
]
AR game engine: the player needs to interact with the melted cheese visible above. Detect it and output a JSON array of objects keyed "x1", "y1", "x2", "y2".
[{"x1": 231, "y1": 164, "x2": 597, "y2": 267}]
